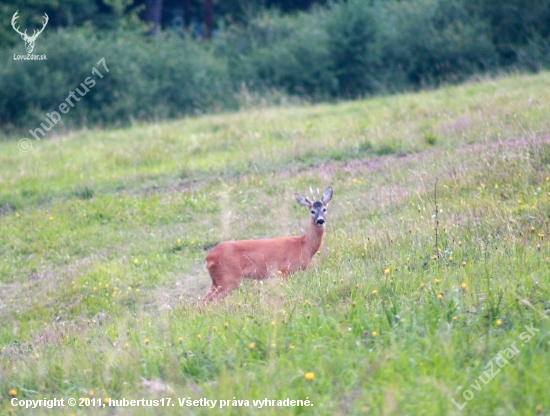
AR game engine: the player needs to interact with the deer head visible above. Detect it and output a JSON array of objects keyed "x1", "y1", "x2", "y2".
[
  {"x1": 295, "y1": 186, "x2": 333, "y2": 227},
  {"x1": 12, "y1": 11, "x2": 49, "y2": 54}
]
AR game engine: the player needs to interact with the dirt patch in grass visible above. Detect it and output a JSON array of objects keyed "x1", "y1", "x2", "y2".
[
  {"x1": 134, "y1": 134, "x2": 549, "y2": 199},
  {"x1": 310, "y1": 134, "x2": 550, "y2": 177},
  {"x1": 439, "y1": 116, "x2": 471, "y2": 134}
]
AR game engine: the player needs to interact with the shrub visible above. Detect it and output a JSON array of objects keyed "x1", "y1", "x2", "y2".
[
  {"x1": 378, "y1": 0, "x2": 498, "y2": 89},
  {"x1": 322, "y1": 0, "x2": 381, "y2": 97},
  {"x1": 1, "y1": 0, "x2": 549, "y2": 134},
  {"x1": 214, "y1": 10, "x2": 337, "y2": 99},
  {"x1": 0, "y1": 28, "x2": 232, "y2": 132}
]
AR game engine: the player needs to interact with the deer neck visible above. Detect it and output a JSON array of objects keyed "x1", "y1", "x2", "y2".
[{"x1": 304, "y1": 220, "x2": 325, "y2": 257}]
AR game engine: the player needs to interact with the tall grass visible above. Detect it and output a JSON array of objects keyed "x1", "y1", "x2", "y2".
[{"x1": 0, "y1": 72, "x2": 549, "y2": 415}]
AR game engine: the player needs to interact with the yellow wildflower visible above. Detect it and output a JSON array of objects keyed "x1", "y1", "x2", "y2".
[{"x1": 304, "y1": 372, "x2": 315, "y2": 381}]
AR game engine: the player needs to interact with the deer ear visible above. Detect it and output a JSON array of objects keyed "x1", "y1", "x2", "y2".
[
  {"x1": 294, "y1": 193, "x2": 311, "y2": 208},
  {"x1": 322, "y1": 186, "x2": 333, "y2": 206}
]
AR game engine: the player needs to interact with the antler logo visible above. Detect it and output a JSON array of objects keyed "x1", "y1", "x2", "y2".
[{"x1": 12, "y1": 10, "x2": 49, "y2": 54}]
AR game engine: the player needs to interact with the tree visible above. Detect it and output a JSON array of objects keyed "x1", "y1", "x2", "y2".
[
  {"x1": 144, "y1": 0, "x2": 163, "y2": 34},
  {"x1": 204, "y1": 0, "x2": 213, "y2": 38}
]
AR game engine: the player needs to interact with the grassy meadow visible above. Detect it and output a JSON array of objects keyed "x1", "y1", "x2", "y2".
[{"x1": 1, "y1": 72, "x2": 550, "y2": 415}]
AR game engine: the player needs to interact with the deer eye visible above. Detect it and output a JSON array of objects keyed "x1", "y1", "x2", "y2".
[
  {"x1": 311, "y1": 210, "x2": 315, "y2": 214},
  {"x1": 323, "y1": 208, "x2": 327, "y2": 212}
]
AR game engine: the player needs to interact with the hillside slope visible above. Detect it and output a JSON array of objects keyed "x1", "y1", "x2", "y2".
[{"x1": 1, "y1": 72, "x2": 550, "y2": 415}]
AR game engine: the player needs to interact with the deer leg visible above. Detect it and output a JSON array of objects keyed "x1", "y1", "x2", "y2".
[
  {"x1": 203, "y1": 284, "x2": 219, "y2": 301},
  {"x1": 204, "y1": 261, "x2": 243, "y2": 301},
  {"x1": 203, "y1": 275, "x2": 242, "y2": 301}
]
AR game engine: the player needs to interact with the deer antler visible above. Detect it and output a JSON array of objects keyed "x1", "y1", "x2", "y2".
[
  {"x1": 11, "y1": 11, "x2": 27, "y2": 38},
  {"x1": 28, "y1": 13, "x2": 49, "y2": 41},
  {"x1": 11, "y1": 11, "x2": 49, "y2": 41}
]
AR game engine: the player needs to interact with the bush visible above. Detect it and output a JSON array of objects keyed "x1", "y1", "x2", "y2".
[
  {"x1": 0, "y1": 28, "x2": 233, "y2": 132},
  {"x1": 472, "y1": 0, "x2": 550, "y2": 64},
  {"x1": 215, "y1": 0, "x2": 498, "y2": 97},
  {"x1": 515, "y1": 33, "x2": 550, "y2": 71},
  {"x1": 323, "y1": 0, "x2": 381, "y2": 97},
  {"x1": 214, "y1": 1, "x2": 381, "y2": 98},
  {"x1": 378, "y1": 0, "x2": 497, "y2": 89},
  {"x1": 214, "y1": 10, "x2": 337, "y2": 99},
  {"x1": 1, "y1": 0, "x2": 549, "y2": 134}
]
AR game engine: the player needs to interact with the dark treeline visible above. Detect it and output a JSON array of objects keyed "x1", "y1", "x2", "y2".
[
  {"x1": 1, "y1": 0, "x2": 549, "y2": 134},
  {"x1": 0, "y1": 0, "x2": 327, "y2": 47}
]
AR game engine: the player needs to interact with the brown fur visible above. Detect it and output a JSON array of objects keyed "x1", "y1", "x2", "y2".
[{"x1": 203, "y1": 186, "x2": 332, "y2": 301}]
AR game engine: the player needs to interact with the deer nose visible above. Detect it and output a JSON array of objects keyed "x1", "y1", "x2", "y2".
[{"x1": 316, "y1": 218, "x2": 325, "y2": 226}]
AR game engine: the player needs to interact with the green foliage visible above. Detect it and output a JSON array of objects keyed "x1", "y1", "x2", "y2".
[
  {"x1": 515, "y1": 32, "x2": 550, "y2": 71},
  {"x1": 0, "y1": 28, "x2": 233, "y2": 131},
  {"x1": 215, "y1": 0, "x2": 499, "y2": 98},
  {"x1": 1, "y1": 0, "x2": 550, "y2": 133},
  {"x1": 472, "y1": 0, "x2": 550, "y2": 63},
  {"x1": 214, "y1": 10, "x2": 338, "y2": 98},
  {"x1": 323, "y1": 0, "x2": 380, "y2": 96},
  {"x1": 378, "y1": 0, "x2": 497, "y2": 88},
  {"x1": 0, "y1": 0, "x2": 134, "y2": 49}
]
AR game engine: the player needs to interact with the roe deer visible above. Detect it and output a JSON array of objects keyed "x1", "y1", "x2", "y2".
[{"x1": 203, "y1": 186, "x2": 333, "y2": 301}]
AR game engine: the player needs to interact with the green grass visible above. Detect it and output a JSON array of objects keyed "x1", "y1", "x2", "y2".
[{"x1": 1, "y1": 71, "x2": 550, "y2": 415}]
